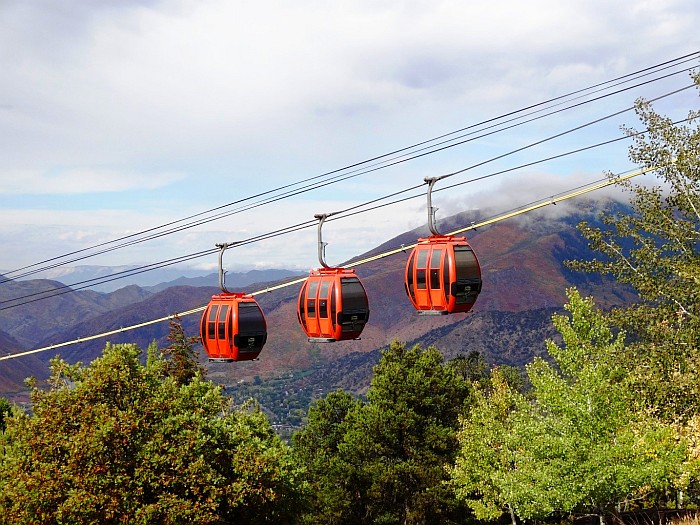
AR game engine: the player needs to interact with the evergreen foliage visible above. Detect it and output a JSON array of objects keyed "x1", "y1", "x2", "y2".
[
  {"x1": 293, "y1": 341, "x2": 474, "y2": 525},
  {"x1": 447, "y1": 350, "x2": 489, "y2": 386},
  {"x1": 0, "y1": 397, "x2": 10, "y2": 433},
  {"x1": 160, "y1": 315, "x2": 206, "y2": 385},
  {"x1": 292, "y1": 390, "x2": 364, "y2": 524},
  {"x1": 0, "y1": 343, "x2": 305, "y2": 524}
]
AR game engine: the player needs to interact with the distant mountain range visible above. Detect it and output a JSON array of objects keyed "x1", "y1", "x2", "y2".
[
  {"x1": 0, "y1": 199, "x2": 636, "y2": 409},
  {"x1": 3, "y1": 265, "x2": 300, "y2": 293},
  {"x1": 143, "y1": 268, "x2": 300, "y2": 293}
]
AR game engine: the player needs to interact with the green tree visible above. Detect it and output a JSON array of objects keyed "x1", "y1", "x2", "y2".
[
  {"x1": 493, "y1": 365, "x2": 526, "y2": 394},
  {"x1": 0, "y1": 343, "x2": 305, "y2": 525},
  {"x1": 448, "y1": 350, "x2": 488, "y2": 383},
  {"x1": 568, "y1": 70, "x2": 700, "y2": 420},
  {"x1": 294, "y1": 341, "x2": 474, "y2": 525},
  {"x1": 160, "y1": 315, "x2": 205, "y2": 385},
  {"x1": 352, "y1": 342, "x2": 473, "y2": 524},
  {"x1": 512, "y1": 290, "x2": 683, "y2": 521},
  {"x1": 449, "y1": 367, "x2": 524, "y2": 525},
  {"x1": 292, "y1": 390, "x2": 364, "y2": 525},
  {"x1": 452, "y1": 289, "x2": 685, "y2": 523},
  {"x1": 0, "y1": 397, "x2": 10, "y2": 433}
]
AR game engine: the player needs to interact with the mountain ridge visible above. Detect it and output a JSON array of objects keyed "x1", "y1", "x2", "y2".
[{"x1": 0, "y1": 199, "x2": 636, "y2": 399}]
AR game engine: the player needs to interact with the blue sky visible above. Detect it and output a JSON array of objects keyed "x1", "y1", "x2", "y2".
[{"x1": 1, "y1": 0, "x2": 699, "y2": 278}]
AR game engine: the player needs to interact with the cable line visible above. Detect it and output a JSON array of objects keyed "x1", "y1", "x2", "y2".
[
  {"x1": 345, "y1": 65, "x2": 697, "y2": 183},
  {"x1": 4, "y1": 78, "x2": 693, "y2": 289},
  {"x1": 0, "y1": 163, "x2": 662, "y2": 362},
  {"x1": 0, "y1": 220, "x2": 320, "y2": 310},
  {"x1": 2, "y1": 53, "x2": 696, "y2": 282},
  {"x1": 1, "y1": 113, "x2": 693, "y2": 310},
  {"x1": 432, "y1": 83, "x2": 696, "y2": 183}
]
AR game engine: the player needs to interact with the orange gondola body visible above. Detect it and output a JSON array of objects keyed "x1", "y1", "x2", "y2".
[
  {"x1": 200, "y1": 292, "x2": 267, "y2": 362},
  {"x1": 405, "y1": 235, "x2": 482, "y2": 315},
  {"x1": 297, "y1": 267, "x2": 370, "y2": 342}
]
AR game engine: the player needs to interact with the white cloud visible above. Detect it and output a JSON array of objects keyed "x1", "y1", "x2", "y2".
[
  {"x1": 452, "y1": 168, "x2": 646, "y2": 224},
  {"x1": 0, "y1": 169, "x2": 185, "y2": 195},
  {"x1": 0, "y1": 0, "x2": 698, "y2": 275},
  {"x1": 4, "y1": 0, "x2": 697, "y2": 171}
]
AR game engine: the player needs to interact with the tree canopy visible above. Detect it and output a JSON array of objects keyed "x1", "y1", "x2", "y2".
[
  {"x1": 293, "y1": 341, "x2": 474, "y2": 525},
  {"x1": 0, "y1": 342, "x2": 305, "y2": 525},
  {"x1": 451, "y1": 289, "x2": 687, "y2": 523},
  {"x1": 452, "y1": 72, "x2": 700, "y2": 523},
  {"x1": 1, "y1": 71, "x2": 698, "y2": 525},
  {"x1": 568, "y1": 70, "x2": 700, "y2": 421}
]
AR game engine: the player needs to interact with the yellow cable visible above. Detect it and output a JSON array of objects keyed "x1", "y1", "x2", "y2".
[{"x1": 0, "y1": 166, "x2": 655, "y2": 362}]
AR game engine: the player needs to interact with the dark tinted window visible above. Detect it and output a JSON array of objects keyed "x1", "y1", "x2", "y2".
[
  {"x1": 430, "y1": 248, "x2": 443, "y2": 268},
  {"x1": 307, "y1": 279, "x2": 318, "y2": 318},
  {"x1": 406, "y1": 251, "x2": 415, "y2": 297},
  {"x1": 430, "y1": 268, "x2": 441, "y2": 289},
  {"x1": 238, "y1": 302, "x2": 266, "y2": 333},
  {"x1": 308, "y1": 280, "x2": 319, "y2": 298},
  {"x1": 298, "y1": 282, "x2": 307, "y2": 323},
  {"x1": 455, "y1": 245, "x2": 479, "y2": 279},
  {"x1": 416, "y1": 249, "x2": 428, "y2": 269},
  {"x1": 218, "y1": 304, "x2": 229, "y2": 339},
  {"x1": 416, "y1": 269, "x2": 426, "y2": 289},
  {"x1": 207, "y1": 305, "x2": 218, "y2": 339},
  {"x1": 319, "y1": 280, "x2": 330, "y2": 318},
  {"x1": 443, "y1": 250, "x2": 451, "y2": 300},
  {"x1": 330, "y1": 283, "x2": 337, "y2": 325},
  {"x1": 200, "y1": 309, "x2": 207, "y2": 340},
  {"x1": 341, "y1": 278, "x2": 368, "y2": 311},
  {"x1": 430, "y1": 249, "x2": 442, "y2": 289}
]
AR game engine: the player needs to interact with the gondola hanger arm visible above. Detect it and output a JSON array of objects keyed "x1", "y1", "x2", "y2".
[
  {"x1": 216, "y1": 242, "x2": 242, "y2": 293},
  {"x1": 424, "y1": 177, "x2": 442, "y2": 236},
  {"x1": 314, "y1": 213, "x2": 330, "y2": 268}
]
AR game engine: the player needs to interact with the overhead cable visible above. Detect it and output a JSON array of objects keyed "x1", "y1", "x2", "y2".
[
  {"x1": 0, "y1": 163, "x2": 662, "y2": 362},
  {"x1": 2, "y1": 52, "x2": 696, "y2": 282},
  {"x1": 0, "y1": 114, "x2": 693, "y2": 309}
]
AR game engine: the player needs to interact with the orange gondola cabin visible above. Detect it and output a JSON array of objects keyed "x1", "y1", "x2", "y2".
[
  {"x1": 297, "y1": 213, "x2": 371, "y2": 342},
  {"x1": 297, "y1": 268, "x2": 370, "y2": 342},
  {"x1": 405, "y1": 235, "x2": 482, "y2": 315},
  {"x1": 200, "y1": 293, "x2": 268, "y2": 362},
  {"x1": 404, "y1": 177, "x2": 483, "y2": 315}
]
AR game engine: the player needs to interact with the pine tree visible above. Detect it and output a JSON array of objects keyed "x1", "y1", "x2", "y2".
[
  {"x1": 160, "y1": 315, "x2": 205, "y2": 385},
  {"x1": 0, "y1": 397, "x2": 11, "y2": 433},
  {"x1": 293, "y1": 342, "x2": 474, "y2": 525}
]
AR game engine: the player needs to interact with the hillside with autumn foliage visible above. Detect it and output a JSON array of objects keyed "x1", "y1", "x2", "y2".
[{"x1": 0, "y1": 199, "x2": 635, "y2": 402}]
